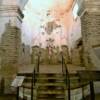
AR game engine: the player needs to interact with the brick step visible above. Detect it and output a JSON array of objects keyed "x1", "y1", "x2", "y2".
[
  {"x1": 18, "y1": 73, "x2": 64, "y2": 80},
  {"x1": 37, "y1": 95, "x2": 65, "y2": 99},
  {"x1": 36, "y1": 73, "x2": 64, "y2": 77},
  {"x1": 36, "y1": 73, "x2": 65, "y2": 100},
  {"x1": 23, "y1": 77, "x2": 79, "y2": 85},
  {"x1": 36, "y1": 77, "x2": 64, "y2": 80},
  {"x1": 36, "y1": 79, "x2": 64, "y2": 83},
  {"x1": 22, "y1": 82, "x2": 88, "y2": 91},
  {"x1": 17, "y1": 72, "x2": 33, "y2": 77},
  {"x1": 18, "y1": 72, "x2": 87, "y2": 100},
  {"x1": 37, "y1": 97, "x2": 64, "y2": 100},
  {"x1": 37, "y1": 86, "x2": 64, "y2": 90},
  {"x1": 18, "y1": 72, "x2": 79, "y2": 81},
  {"x1": 37, "y1": 94, "x2": 65, "y2": 98},
  {"x1": 23, "y1": 77, "x2": 64, "y2": 83},
  {"x1": 22, "y1": 81, "x2": 83, "y2": 90},
  {"x1": 37, "y1": 83, "x2": 65, "y2": 87},
  {"x1": 37, "y1": 89, "x2": 64, "y2": 94},
  {"x1": 24, "y1": 76, "x2": 64, "y2": 80},
  {"x1": 22, "y1": 84, "x2": 36, "y2": 89}
]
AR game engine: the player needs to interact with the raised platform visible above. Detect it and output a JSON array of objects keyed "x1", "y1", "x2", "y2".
[{"x1": 18, "y1": 64, "x2": 85, "y2": 74}]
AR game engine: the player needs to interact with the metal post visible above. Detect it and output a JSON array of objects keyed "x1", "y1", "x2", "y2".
[
  {"x1": 67, "y1": 74, "x2": 71, "y2": 100},
  {"x1": 0, "y1": 78, "x2": 5, "y2": 94},
  {"x1": 61, "y1": 52, "x2": 64, "y2": 74},
  {"x1": 37, "y1": 54, "x2": 40, "y2": 73},
  {"x1": 90, "y1": 81, "x2": 95, "y2": 100},
  {"x1": 78, "y1": 78, "x2": 85, "y2": 100},
  {"x1": 82, "y1": 86, "x2": 85, "y2": 100},
  {"x1": 31, "y1": 73, "x2": 34, "y2": 100},
  {"x1": 34, "y1": 69, "x2": 35, "y2": 86},
  {"x1": 16, "y1": 87, "x2": 19, "y2": 100},
  {"x1": 23, "y1": 87, "x2": 24, "y2": 100}
]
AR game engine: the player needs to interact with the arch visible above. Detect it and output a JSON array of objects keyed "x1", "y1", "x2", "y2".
[{"x1": 75, "y1": 38, "x2": 82, "y2": 49}]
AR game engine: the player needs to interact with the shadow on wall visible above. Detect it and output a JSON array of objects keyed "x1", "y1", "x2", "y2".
[{"x1": 71, "y1": 38, "x2": 83, "y2": 66}]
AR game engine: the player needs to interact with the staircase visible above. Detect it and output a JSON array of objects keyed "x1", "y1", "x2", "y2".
[
  {"x1": 18, "y1": 71, "x2": 67, "y2": 100},
  {"x1": 36, "y1": 73, "x2": 65, "y2": 100},
  {"x1": 16, "y1": 55, "x2": 90, "y2": 100},
  {"x1": 18, "y1": 71, "x2": 81, "y2": 100},
  {"x1": 12, "y1": 53, "x2": 100, "y2": 100}
]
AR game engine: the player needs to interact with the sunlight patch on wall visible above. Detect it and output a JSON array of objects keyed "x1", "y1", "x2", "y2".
[{"x1": 73, "y1": 3, "x2": 79, "y2": 19}]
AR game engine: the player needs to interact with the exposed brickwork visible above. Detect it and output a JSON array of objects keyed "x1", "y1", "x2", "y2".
[
  {"x1": 81, "y1": 0, "x2": 100, "y2": 67},
  {"x1": 1, "y1": 23, "x2": 21, "y2": 66},
  {"x1": 0, "y1": 23, "x2": 21, "y2": 93},
  {"x1": 0, "y1": 0, "x2": 28, "y2": 94}
]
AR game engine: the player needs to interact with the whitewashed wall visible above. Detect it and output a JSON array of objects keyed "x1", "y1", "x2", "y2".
[{"x1": 67, "y1": 17, "x2": 81, "y2": 51}]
